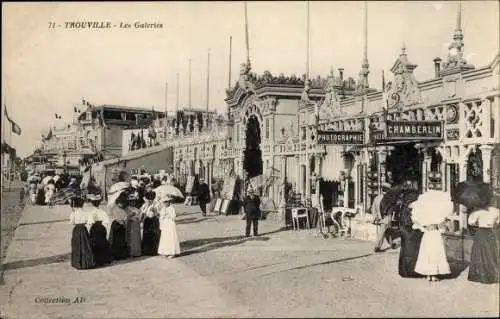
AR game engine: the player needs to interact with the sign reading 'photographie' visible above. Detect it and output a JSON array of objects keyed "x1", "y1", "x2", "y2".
[
  {"x1": 385, "y1": 120, "x2": 443, "y2": 140},
  {"x1": 317, "y1": 131, "x2": 365, "y2": 145}
]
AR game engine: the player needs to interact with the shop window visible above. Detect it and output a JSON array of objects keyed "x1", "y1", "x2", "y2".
[
  {"x1": 428, "y1": 148, "x2": 443, "y2": 190},
  {"x1": 467, "y1": 147, "x2": 483, "y2": 182}
]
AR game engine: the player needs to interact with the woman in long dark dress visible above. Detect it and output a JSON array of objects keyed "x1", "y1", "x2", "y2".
[
  {"x1": 141, "y1": 190, "x2": 161, "y2": 255},
  {"x1": 467, "y1": 203, "x2": 499, "y2": 284},
  {"x1": 397, "y1": 191, "x2": 423, "y2": 278},
  {"x1": 88, "y1": 194, "x2": 112, "y2": 267},
  {"x1": 108, "y1": 192, "x2": 130, "y2": 260},
  {"x1": 70, "y1": 197, "x2": 95, "y2": 270}
]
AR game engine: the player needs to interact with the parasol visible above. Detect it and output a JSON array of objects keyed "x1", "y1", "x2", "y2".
[
  {"x1": 154, "y1": 184, "x2": 184, "y2": 199},
  {"x1": 380, "y1": 183, "x2": 414, "y2": 218},
  {"x1": 107, "y1": 182, "x2": 131, "y2": 209},
  {"x1": 52, "y1": 187, "x2": 83, "y2": 205},
  {"x1": 452, "y1": 181, "x2": 492, "y2": 212},
  {"x1": 109, "y1": 182, "x2": 130, "y2": 195},
  {"x1": 410, "y1": 190, "x2": 453, "y2": 226},
  {"x1": 42, "y1": 176, "x2": 53, "y2": 185}
]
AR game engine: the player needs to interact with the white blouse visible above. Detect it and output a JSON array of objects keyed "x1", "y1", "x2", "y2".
[
  {"x1": 87, "y1": 207, "x2": 111, "y2": 226},
  {"x1": 468, "y1": 207, "x2": 500, "y2": 228},
  {"x1": 140, "y1": 202, "x2": 157, "y2": 218},
  {"x1": 159, "y1": 205, "x2": 176, "y2": 221},
  {"x1": 69, "y1": 208, "x2": 92, "y2": 225}
]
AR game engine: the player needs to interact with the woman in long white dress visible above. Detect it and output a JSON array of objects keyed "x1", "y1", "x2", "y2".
[
  {"x1": 157, "y1": 195, "x2": 180, "y2": 258},
  {"x1": 410, "y1": 191, "x2": 452, "y2": 282}
]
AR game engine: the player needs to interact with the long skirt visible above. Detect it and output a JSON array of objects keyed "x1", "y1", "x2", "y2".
[
  {"x1": 142, "y1": 216, "x2": 161, "y2": 256},
  {"x1": 468, "y1": 228, "x2": 500, "y2": 284},
  {"x1": 108, "y1": 221, "x2": 129, "y2": 260},
  {"x1": 71, "y1": 224, "x2": 95, "y2": 270},
  {"x1": 398, "y1": 228, "x2": 424, "y2": 278},
  {"x1": 158, "y1": 219, "x2": 180, "y2": 256},
  {"x1": 415, "y1": 230, "x2": 451, "y2": 276},
  {"x1": 126, "y1": 219, "x2": 142, "y2": 257},
  {"x1": 89, "y1": 221, "x2": 112, "y2": 266}
]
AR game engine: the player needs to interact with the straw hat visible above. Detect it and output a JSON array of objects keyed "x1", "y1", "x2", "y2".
[
  {"x1": 159, "y1": 194, "x2": 173, "y2": 202},
  {"x1": 109, "y1": 182, "x2": 130, "y2": 195},
  {"x1": 87, "y1": 193, "x2": 102, "y2": 201}
]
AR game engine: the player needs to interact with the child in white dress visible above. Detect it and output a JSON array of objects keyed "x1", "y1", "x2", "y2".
[{"x1": 157, "y1": 195, "x2": 180, "y2": 258}]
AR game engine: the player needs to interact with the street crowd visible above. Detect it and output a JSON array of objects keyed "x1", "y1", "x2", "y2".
[
  {"x1": 23, "y1": 170, "x2": 499, "y2": 285},
  {"x1": 369, "y1": 181, "x2": 499, "y2": 285}
]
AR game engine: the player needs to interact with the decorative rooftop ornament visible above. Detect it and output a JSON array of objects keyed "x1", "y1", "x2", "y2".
[{"x1": 385, "y1": 44, "x2": 423, "y2": 109}]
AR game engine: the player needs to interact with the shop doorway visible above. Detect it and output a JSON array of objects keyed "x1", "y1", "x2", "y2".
[
  {"x1": 243, "y1": 115, "x2": 263, "y2": 179},
  {"x1": 386, "y1": 143, "x2": 423, "y2": 191}
]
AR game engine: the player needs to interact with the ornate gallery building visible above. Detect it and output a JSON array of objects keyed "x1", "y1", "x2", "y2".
[{"x1": 165, "y1": 11, "x2": 499, "y2": 228}]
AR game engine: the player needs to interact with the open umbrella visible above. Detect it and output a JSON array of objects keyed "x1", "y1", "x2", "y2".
[
  {"x1": 452, "y1": 181, "x2": 492, "y2": 211},
  {"x1": 154, "y1": 184, "x2": 184, "y2": 199},
  {"x1": 52, "y1": 187, "x2": 83, "y2": 205},
  {"x1": 380, "y1": 183, "x2": 414, "y2": 218},
  {"x1": 410, "y1": 190, "x2": 453, "y2": 226}
]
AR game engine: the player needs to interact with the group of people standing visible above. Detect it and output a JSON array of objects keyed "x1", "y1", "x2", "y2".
[
  {"x1": 372, "y1": 182, "x2": 499, "y2": 284},
  {"x1": 70, "y1": 182, "x2": 180, "y2": 270}
]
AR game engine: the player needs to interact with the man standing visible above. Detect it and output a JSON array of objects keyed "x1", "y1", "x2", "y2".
[
  {"x1": 197, "y1": 178, "x2": 210, "y2": 217},
  {"x1": 372, "y1": 182, "x2": 395, "y2": 252},
  {"x1": 244, "y1": 185, "x2": 261, "y2": 237}
]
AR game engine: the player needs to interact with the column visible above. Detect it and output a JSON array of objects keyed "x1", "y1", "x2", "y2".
[
  {"x1": 354, "y1": 153, "x2": 361, "y2": 212},
  {"x1": 377, "y1": 149, "x2": 388, "y2": 193},
  {"x1": 423, "y1": 148, "x2": 432, "y2": 193},
  {"x1": 305, "y1": 156, "x2": 311, "y2": 198},
  {"x1": 494, "y1": 95, "x2": 500, "y2": 142},
  {"x1": 295, "y1": 155, "x2": 300, "y2": 194},
  {"x1": 480, "y1": 144, "x2": 493, "y2": 183},
  {"x1": 459, "y1": 147, "x2": 468, "y2": 182}
]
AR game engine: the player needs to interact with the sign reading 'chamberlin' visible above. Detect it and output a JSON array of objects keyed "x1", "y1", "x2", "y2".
[
  {"x1": 386, "y1": 120, "x2": 443, "y2": 139},
  {"x1": 317, "y1": 131, "x2": 365, "y2": 145}
]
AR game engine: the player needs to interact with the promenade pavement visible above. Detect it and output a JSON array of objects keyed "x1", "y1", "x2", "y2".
[{"x1": 0, "y1": 203, "x2": 498, "y2": 318}]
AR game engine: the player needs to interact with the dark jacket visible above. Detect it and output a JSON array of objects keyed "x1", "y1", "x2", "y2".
[
  {"x1": 198, "y1": 183, "x2": 211, "y2": 203},
  {"x1": 244, "y1": 195, "x2": 261, "y2": 220}
]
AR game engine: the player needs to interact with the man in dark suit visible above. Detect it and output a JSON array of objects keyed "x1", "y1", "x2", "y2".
[
  {"x1": 244, "y1": 185, "x2": 261, "y2": 237},
  {"x1": 197, "y1": 178, "x2": 211, "y2": 216}
]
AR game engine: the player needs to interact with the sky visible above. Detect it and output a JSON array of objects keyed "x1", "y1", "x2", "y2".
[{"x1": 2, "y1": 1, "x2": 499, "y2": 157}]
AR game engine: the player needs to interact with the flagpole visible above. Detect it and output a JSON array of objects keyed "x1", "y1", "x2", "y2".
[
  {"x1": 165, "y1": 80, "x2": 168, "y2": 140},
  {"x1": 206, "y1": 48, "x2": 210, "y2": 114},
  {"x1": 8, "y1": 103, "x2": 12, "y2": 190}
]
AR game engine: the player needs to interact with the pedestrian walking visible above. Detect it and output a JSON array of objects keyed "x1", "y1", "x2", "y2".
[
  {"x1": 372, "y1": 182, "x2": 395, "y2": 252},
  {"x1": 244, "y1": 185, "x2": 261, "y2": 237},
  {"x1": 69, "y1": 197, "x2": 95, "y2": 270},
  {"x1": 126, "y1": 194, "x2": 142, "y2": 258},
  {"x1": 87, "y1": 194, "x2": 112, "y2": 267},
  {"x1": 467, "y1": 203, "x2": 499, "y2": 284},
  {"x1": 198, "y1": 178, "x2": 211, "y2": 217},
  {"x1": 157, "y1": 195, "x2": 180, "y2": 258},
  {"x1": 411, "y1": 191, "x2": 452, "y2": 282},
  {"x1": 108, "y1": 192, "x2": 130, "y2": 260},
  {"x1": 141, "y1": 190, "x2": 161, "y2": 256}
]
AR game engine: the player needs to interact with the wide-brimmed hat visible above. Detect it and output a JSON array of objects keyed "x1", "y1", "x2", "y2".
[
  {"x1": 109, "y1": 182, "x2": 130, "y2": 195},
  {"x1": 381, "y1": 182, "x2": 392, "y2": 191},
  {"x1": 159, "y1": 195, "x2": 173, "y2": 202},
  {"x1": 87, "y1": 193, "x2": 102, "y2": 201}
]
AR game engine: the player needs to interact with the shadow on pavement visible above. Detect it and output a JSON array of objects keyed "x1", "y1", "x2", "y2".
[
  {"x1": 262, "y1": 253, "x2": 374, "y2": 276},
  {"x1": 177, "y1": 217, "x2": 217, "y2": 225},
  {"x1": 2, "y1": 253, "x2": 71, "y2": 271},
  {"x1": 180, "y1": 235, "x2": 271, "y2": 257},
  {"x1": 441, "y1": 260, "x2": 469, "y2": 280},
  {"x1": 18, "y1": 219, "x2": 69, "y2": 226}
]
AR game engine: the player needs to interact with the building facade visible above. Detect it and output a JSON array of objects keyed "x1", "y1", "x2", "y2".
[{"x1": 159, "y1": 8, "x2": 499, "y2": 219}]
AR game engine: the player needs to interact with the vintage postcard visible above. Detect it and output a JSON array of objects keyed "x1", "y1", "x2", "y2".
[{"x1": 1, "y1": 1, "x2": 499, "y2": 318}]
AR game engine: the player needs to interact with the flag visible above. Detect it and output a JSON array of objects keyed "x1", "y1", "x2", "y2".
[{"x1": 4, "y1": 108, "x2": 22, "y2": 135}]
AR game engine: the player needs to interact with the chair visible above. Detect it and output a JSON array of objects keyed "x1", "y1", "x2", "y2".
[{"x1": 291, "y1": 207, "x2": 309, "y2": 230}]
